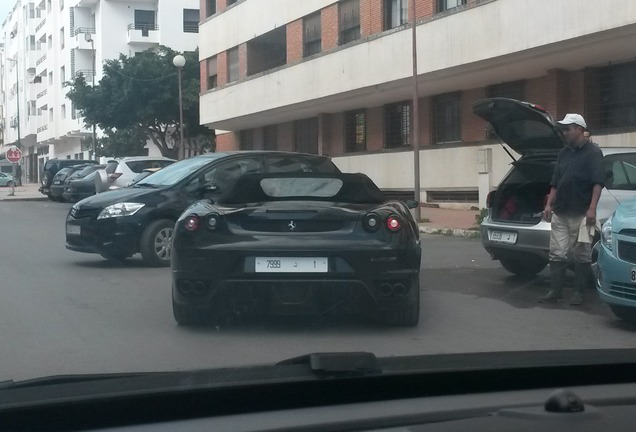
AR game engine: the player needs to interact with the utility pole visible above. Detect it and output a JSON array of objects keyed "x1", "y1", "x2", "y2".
[{"x1": 410, "y1": 0, "x2": 421, "y2": 221}]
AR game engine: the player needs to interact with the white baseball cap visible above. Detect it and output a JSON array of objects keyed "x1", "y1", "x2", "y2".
[{"x1": 557, "y1": 113, "x2": 587, "y2": 129}]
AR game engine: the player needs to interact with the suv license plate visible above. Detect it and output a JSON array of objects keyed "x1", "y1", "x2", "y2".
[
  {"x1": 66, "y1": 224, "x2": 81, "y2": 235},
  {"x1": 490, "y1": 230, "x2": 517, "y2": 244}
]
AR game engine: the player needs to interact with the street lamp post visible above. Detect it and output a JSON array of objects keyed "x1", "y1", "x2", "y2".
[
  {"x1": 7, "y1": 58, "x2": 21, "y2": 196},
  {"x1": 85, "y1": 33, "x2": 98, "y2": 160},
  {"x1": 410, "y1": 0, "x2": 421, "y2": 222},
  {"x1": 173, "y1": 54, "x2": 186, "y2": 160}
]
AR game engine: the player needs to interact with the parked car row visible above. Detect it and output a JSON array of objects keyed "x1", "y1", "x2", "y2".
[
  {"x1": 64, "y1": 151, "x2": 422, "y2": 327},
  {"x1": 39, "y1": 156, "x2": 175, "y2": 202},
  {"x1": 475, "y1": 97, "x2": 636, "y2": 322}
]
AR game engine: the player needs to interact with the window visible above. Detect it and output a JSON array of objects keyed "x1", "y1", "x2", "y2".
[
  {"x1": 384, "y1": 0, "x2": 408, "y2": 30},
  {"x1": 29, "y1": 3, "x2": 35, "y2": 18},
  {"x1": 295, "y1": 118, "x2": 319, "y2": 154},
  {"x1": 60, "y1": 27, "x2": 64, "y2": 49},
  {"x1": 49, "y1": 108, "x2": 54, "y2": 121},
  {"x1": 303, "y1": 13, "x2": 321, "y2": 57},
  {"x1": 61, "y1": 104, "x2": 66, "y2": 119},
  {"x1": 28, "y1": 101, "x2": 36, "y2": 116},
  {"x1": 227, "y1": 46, "x2": 239, "y2": 82},
  {"x1": 183, "y1": 9, "x2": 199, "y2": 33},
  {"x1": 344, "y1": 110, "x2": 366, "y2": 152},
  {"x1": 585, "y1": 61, "x2": 636, "y2": 131},
  {"x1": 246, "y1": 27, "x2": 286, "y2": 76},
  {"x1": 29, "y1": 35, "x2": 35, "y2": 50},
  {"x1": 134, "y1": 10, "x2": 156, "y2": 31},
  {"x1": 434, "y1": 93, "x2": 461, "y2": 144},
  {"x1": 206, "y1": 0, "x2": 216, "y2": 17},
  {"x1": 227, "y1": 0, "x2": 237, "y2": 5},
  {"x1": 339, "y1": 0, "x2": 360, "y2": 45},
  {"x1": 240, "y1": 129, "x2": 254, "y2": 150},
  {"x1": 186, "y1": 158, "x2": 262, "y2": 195},
  {"x1": 437, "y1": 0, "x2": 466, "y2": 12},
  {"x1": 48, "y1": 71, "x2": 53, "y2": 86},
  {"x1": 488, "y1": 80, "x2": 525, "y2": 100},
  {"x1": 263, "y1": 125, "x2": 277, "y2": 150},
  {"x1": 207, "y1": 57, "x2": 217, "y2": 89},
  {"x1": 385, "y1": 102, "x2": 411, "y2": 148},
  {"x1": 60, "y1": 0, "x2": 63, "y2": 10},
  {"x1": 60, "y1": 66, "x2": 65, "y2": 85},
  {"x1": 48, "y1": 35, "x2": 52, "y2": 50}
]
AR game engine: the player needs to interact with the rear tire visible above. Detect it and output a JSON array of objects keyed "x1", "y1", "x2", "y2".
[
  {"x1": 609, "y1": 305, "x2": 636, "y2": 322},
  {"x1": 172, "y1": 301, "x2": 209, "y2": 326},
  {"x1": 378, "y1": 280, "x2": 420, "y2": 327},
  {"x1": 500, "y1": 256, "x2": 547, "y2": 277},
  {"x1": 6, "y1": 181, "x2": 14, "y2": 187},
  {"x1": 140, "y1": 219, "x2": 175, "y2": 267}
]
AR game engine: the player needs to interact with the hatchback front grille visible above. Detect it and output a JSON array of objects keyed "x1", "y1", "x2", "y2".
[{"x1": 618, "y1": 241, "x2": 636, "y2": 265}]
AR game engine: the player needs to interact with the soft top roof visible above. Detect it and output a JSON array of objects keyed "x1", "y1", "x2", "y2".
[{"x1": 218, "y1": 173, "x2": 386, "y2": 205}]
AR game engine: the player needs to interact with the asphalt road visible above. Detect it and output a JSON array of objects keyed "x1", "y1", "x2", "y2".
[{"x1": 1, "y1": 201, "x2": 635, "y2": 381}]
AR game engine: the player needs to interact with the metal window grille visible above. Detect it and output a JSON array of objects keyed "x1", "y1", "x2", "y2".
[
  {"x1": 183, "y1": 9, "x2": 199, "y2": 33},
  {"x1": 339, "y1": 0, "x2": 360, "y2": 45},
  {"x1": 384, "y1": 0, "x2": 408, "y2": 30},
  {"x1": 69, "y1": 7, "x2": 74, "y2": 36},
  {"x1": 385, "y1": 102, "x2": 410, "y2": 148},
  {"x1": 437, "y1": 0, "x2": 466, "y2": 12},
  {"x1": 585, "y1": 60, "x2": 636, "y2": 131},
  {"x1": 433, "y1": 93, "x2": 461, "y2": 144},
  {"x1": 227, "y1": 47, "x2": 239, "y2": 82},
  {"x1": 345, "y1": 110, "x2": 366, "y2": 152},
  {"x1": 295, "y1": 118, "x2": 319, "y2": 154},
  {"x1": 207, "y1": 57, "x2": 217, "y2": 89},
  {"x1": 303, "y1": 13, "x2": 321, "y2": 57},
  {"x1": 206, "y1": 0, "x2": 216, "y2": 17},
  {"x1": 263, "y1": 125, "x2": 277, "y2": 150}
]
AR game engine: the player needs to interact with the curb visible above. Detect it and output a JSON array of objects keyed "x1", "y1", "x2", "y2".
[
  {"x1": 419, "y1": 225, "x2": 480, "y2": 238},
  {"x1": 0, "y1": 196, "x2": 49, "y2": 202}
]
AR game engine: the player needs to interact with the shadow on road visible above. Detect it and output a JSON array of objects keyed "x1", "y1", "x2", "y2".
[{"x1": 71, "y1": 256, "x2": 152, "y2": 269}]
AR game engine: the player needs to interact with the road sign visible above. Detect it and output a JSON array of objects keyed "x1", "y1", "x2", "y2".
[{"x1": 6, "y1": 147, "x2": 22, "y2": 164}]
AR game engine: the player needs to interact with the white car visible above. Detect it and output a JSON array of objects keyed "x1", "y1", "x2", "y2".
[{"x1": 95, "y1": 156, "x2": 175, "y2": 192}]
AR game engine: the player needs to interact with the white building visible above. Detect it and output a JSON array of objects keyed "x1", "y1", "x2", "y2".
[
  {"x1": 0, "y1": 0, "x2": 199, "y2": 183},
  {"x1": 199, "y1": 0, "x2": 636, "y2": 209}
]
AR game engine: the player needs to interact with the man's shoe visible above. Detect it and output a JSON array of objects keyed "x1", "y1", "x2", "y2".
[
  {"x1": 538, "y1": 290, "x2": 563, "y2": 303},
  {"x1": 569, "y1": 292, "x2": 584, "y2": 306}
]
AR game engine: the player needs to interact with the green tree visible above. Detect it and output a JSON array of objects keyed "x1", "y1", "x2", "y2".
[
  {"x1": 66, "y1": 46, "x2": 214, "y2": 158},
  {"x1": 98, "y1": 127, "x2": 150, "y2": 158}
]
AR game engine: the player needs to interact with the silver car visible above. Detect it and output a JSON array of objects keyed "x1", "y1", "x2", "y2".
[
  {"x1": 474, "y1": 98, "x2": 636, "y2": 277},
  {"x1": 95, "y1": 156, "x2": 175, "y2": 193}
]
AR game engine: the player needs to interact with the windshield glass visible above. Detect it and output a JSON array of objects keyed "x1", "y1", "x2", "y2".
[
  {"x1": 136, "y1": 155, "x2": 223, "y2": 186},
  {"x1": 4, "y1": 0, "x2": 636, "y2": 392}
]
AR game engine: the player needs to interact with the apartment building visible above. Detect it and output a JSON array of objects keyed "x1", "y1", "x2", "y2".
[
  {"x1": 198, "y1": 0, "x2": 636, "y2": 208},
  {"x1": 1, "y1": 0, "x2": 199, "y2": 183}
]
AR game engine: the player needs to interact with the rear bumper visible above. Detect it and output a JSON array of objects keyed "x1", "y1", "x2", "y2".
[
  {"x1": 480, "y1": 215, "x2": 551, "y2": 261},
  {"x1": 172, "y1": 247, "x2": 421, "y2": 315}
]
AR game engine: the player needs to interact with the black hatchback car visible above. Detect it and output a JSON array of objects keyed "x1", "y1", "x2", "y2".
[
  {"x1": 40, "y1": 158, "x2": 98, "y2": 199},
  {"x1": 65, "y1": 152, "x2": 340, "y2": 267}
]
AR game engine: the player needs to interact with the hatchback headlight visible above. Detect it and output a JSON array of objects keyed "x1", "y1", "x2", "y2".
[
  {"x1": 97, "y1": 202, "x2": 145, "y2": 219},
  {"x1": 601, "y1": 216, "x2": 613, "y2": 250}
]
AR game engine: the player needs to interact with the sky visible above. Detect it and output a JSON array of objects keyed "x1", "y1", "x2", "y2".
[{"x1": 0, "y1": 1, "x2": 14, "y2": 29}]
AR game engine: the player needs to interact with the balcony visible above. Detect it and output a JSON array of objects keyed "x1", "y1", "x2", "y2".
[
  {"x1": 73, "y1": 27, "x2": 96, "y2": 50},
  {"x1": 127, "y1": 23, "x2": 160, "y2": 45},
  {"x1": 35, "y1": 18, "x2": 46, "y2": 32},
  {"x1": 75, "y1": 69, "x2": 95, "y2": 83},
  {"x1": 36, "y1": 54, "x2": 47, "y2": 66},
  {"x1": 37, "y1": 89, "x2": 48, "y2": 99}
]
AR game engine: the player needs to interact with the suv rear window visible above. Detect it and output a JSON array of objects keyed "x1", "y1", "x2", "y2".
[
  {"x1": 105, "y1": 161, "x2": 119, "y2": 174},
  {"x1": 125, "y1": 160, "x2": 174, "y2": 174}
]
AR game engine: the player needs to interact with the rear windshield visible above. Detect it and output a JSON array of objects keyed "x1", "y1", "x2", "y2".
[
  {"x1": 54, "y1": 168, "x2": 73, "y2": 178},
  {"x1": 125, "y1": 160, "x2": 174, "y2": 174},
  {"x1": 261, "y1": 178, "x2": 344, "y2": 198},
  {"x1": 602, "y1": 153, "x2": 636, "y2": 191},
  {"x1": 105, "y1": 161, "x2": 119, "y2": 174}
]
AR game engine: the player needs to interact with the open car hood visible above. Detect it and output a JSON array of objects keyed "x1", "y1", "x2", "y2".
[{"x1": 473, "y1": 98, "x2": 564, "y2": 155}]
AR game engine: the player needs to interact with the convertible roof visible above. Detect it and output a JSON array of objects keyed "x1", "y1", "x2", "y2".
[{"x1": 218, "y1": 173, "x2": 386, "y2": 205}]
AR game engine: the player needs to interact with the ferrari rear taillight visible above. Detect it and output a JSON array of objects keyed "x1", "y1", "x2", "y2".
[
  {"x1": 184, "y1": 215, "x2": 200, "y2": 232},
  {"x1": 386, "y1": 215, "x2": 401, "y2": 232}
]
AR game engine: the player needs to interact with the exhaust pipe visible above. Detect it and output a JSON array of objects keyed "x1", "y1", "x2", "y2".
[
  {"x1": 179, "y1": 280, "x2": 193, "y2": 295},
  {"x1": 379, "y1": 283, "x2": 393, "y2": 297},
  {"x1": 193, "y1": 281, "x2": 207, "y2": 295},
  {"x1": 393, "y1": 283, "x2": 407, "y2": 297}
]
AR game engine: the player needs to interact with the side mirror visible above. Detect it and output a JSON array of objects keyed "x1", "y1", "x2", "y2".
[
  {"x1": 200, "y1": 183, "x2": 218, "y2": 193},
  {"x1": 404, "y1": 199, "x2": 419, "y2": 209}
]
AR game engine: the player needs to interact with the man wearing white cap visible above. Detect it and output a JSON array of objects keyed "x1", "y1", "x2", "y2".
[{"x1": 539, "y1": 113, "x2": 604, "y2": 305}]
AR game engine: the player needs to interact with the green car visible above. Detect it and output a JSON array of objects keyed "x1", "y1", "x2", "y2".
[{"x1": 0, "y1": 172, "x2": 15, "y2": 187}]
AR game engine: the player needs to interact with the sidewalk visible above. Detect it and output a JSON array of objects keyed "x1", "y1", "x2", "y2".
[
  {"x1": 0, "y1": 183, "x2": 48, "y2": 201},
  {"x1": 418, "y1": 206, "x2": 481, "y2": 237}
]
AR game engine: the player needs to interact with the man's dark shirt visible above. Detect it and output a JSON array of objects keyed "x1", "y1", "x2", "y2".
[{"x1": 551, "y1": 140, "x2": 604, "y2": 216}]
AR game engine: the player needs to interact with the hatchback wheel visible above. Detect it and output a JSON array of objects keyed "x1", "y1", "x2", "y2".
[
  {"x1": 6, "y1": 181, "x2": 14, "y2": 187},
  {"x1": 140, "y1": 219, "x2": 175, "y2": 267},
  {"x1": 609, "y1": 305, "x2": 636, "y2": 322},
  {"x1": 500, "y1": 256, "x2": 547, "y2": 277}
]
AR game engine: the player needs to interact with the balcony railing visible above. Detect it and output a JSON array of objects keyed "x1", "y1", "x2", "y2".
[
  {"x1": 127, "y1": 23, "x2": 159, "y2": 32},
  {"x1": 74, "y1": 27, "x2": 95, "y2": 37},
  {"x1": 37, "y1": 89, "x2": 48, "y2": 99},
  {"x1": 75, "y1": 69, "x2": 95, "y2": 82},
  {"x1": 35, "y1": 18, "x2": 46, "y2": 32},
  {"x1": 36, "y1": 54, "x2": 47, "y2": 66},
  {"x1": 37, "y1": 125, "x2": 48, "y2": 133}
]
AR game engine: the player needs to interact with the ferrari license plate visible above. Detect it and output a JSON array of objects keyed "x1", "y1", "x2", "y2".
[
  {"x1": 66, "y1": 224, "x2": 81, "y2": 235},
  {"x1": 255, "y1": 257, "x2": 328, "y2": 273},
  {"x1": 489, "y1": 230, "x2": 517, "y2": 244}
]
